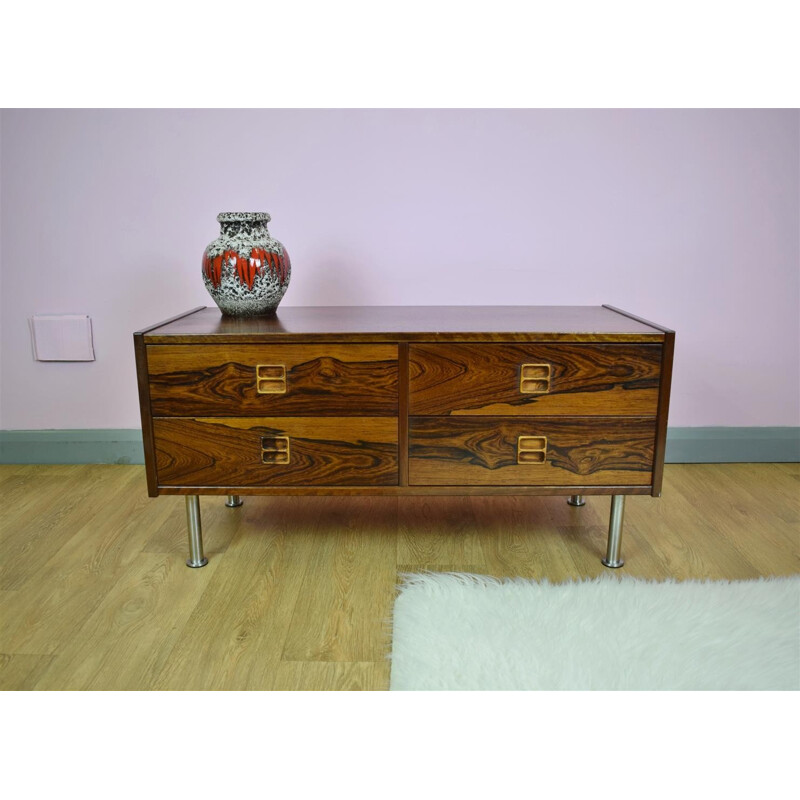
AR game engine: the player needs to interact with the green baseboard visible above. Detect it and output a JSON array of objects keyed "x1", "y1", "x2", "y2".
[
  {"x1": 0, "y1": 427, "x2": 798, "y2": 466},
  {"x1": 0, "y1": 429, "x2": 145, "y2": 465},
  {"x1": 663, "y1": 427, "x2": 799, "y2": 463}
]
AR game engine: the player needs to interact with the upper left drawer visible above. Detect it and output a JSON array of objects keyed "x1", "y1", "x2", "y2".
[{"x1": 146, "y1": 344, "x2": 398, "y2": 416}]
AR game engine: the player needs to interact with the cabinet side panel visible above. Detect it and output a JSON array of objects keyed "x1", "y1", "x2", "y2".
[
  {"x1": 651, "y1": 330, "x2": 675, "y2": 496},
  {"x1": 398, "y1": 342, "x2": 409, "y2": 486},
  {"x1": 134, "y1": 333, "x2": 158, "y2": 496}
]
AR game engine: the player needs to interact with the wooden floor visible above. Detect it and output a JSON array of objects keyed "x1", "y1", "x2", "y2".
[{"x1": 0, "y1": 463, "x2": 797, "y2": 690}]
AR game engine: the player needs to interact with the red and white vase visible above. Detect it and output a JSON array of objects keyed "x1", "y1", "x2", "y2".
[{"x1": 202, "y1": 212, "x2": 291, "y2": 316}]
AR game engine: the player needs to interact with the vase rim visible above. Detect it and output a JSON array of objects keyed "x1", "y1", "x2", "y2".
[{"x1": 217, "y1": 212, "x2": 271, "y2": 223}]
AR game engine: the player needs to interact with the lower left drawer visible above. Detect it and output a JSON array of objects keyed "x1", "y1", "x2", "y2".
[{"x1": 153, "y1": 417, "x2": 398, "y2": 487}]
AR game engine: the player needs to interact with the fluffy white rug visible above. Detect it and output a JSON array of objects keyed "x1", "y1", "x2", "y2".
[{"x1": 389, "y1": 573, "x2": 800, "y2": 690}]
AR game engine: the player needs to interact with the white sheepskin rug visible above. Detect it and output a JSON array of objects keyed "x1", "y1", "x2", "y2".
[{"x1": 388, "y1": 573, "x2": 800, "y2": 690}]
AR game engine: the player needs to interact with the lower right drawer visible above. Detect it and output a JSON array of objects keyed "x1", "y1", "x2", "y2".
[{"x1": 408, "y1": 417, "x2": 656, "y2": 486}]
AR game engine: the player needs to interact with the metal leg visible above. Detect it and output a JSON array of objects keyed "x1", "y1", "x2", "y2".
[
  {"x1": 225, "y1": 494, "x2": 243, "y2": 507},
  {"x1": 185, "y1": 495, "x2": 208, "y2": 568},
  {"x1": 567, "y1": 495, "x2": 586, "y2": 507},
  {"x1": 602, "y1": 494, "x2": 626, "y2": 568}
]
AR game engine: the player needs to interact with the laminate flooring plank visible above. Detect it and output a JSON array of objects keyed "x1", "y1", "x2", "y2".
[
  {"x1": 545, "y1": 494, "x2": 641, "y2": 575},
  {"x1": 536, "y1": 495, "x2": 620, "y2": 576},
  {"x1": 469, "y1": 495, "x2": 581, "y2": 581},
  {"x1": 0, "y1": 463, "x2": 80, "y2": 484},
  {"x1": 0, "y1": 590, "x2": 18, "y2": 644},
  {"x1": 0, "y1": 465, "x2": 22, "y2": 481},
  {"x1": 272, "y1": 660, "x2": 390, "y2": 691},
  {"x1": 573, "y1": 494, "x2": 679, "y2": 580},
  {"x1": 281, "y1": 497, "x2": 397, "y2": 663},
  {"x1": 0, "y1": 653, "x2": 56, "y2": 690},
  {"x1": 397, "y1": 496, "x2": 486, "y2": 568},
  {"x1": 702, "y1": 464, "x2": 799, "y2": 545},
  {"x1": 0, "y1": 464, "x2": 44, "y2": 490},
  {"x1": 660, "y1": 465, "x2": 795, "y2": 572},
  {"x1": 33, "y1": 553, "x2": 216, "y2": 690},
  {"x1": 0, "y1": 468, "x2": 174, "y2": 655},
  {"x1": 153, "y1": 497, "x2": 321, "y2": 690},
  {"x1": 0, "y1": 463, "x2": 796, "y2": 690},
  {"x1": 685, "y1": 466, "x2": 798, "y2": 573},
  {"x1": 396, "y1": 564, "x2": 487, "y2": 575},
  {"x1": 537, "y1": 494, "x2": 608, "y2": 528},
  {"x1": 774, "y1": 462, "x2": 800, "y2": 476},
  {"x1": 563, "y1": 500, "x2": 692, "y2": 582},
  {"x1": 0, "y1": 466, "x2": 85, "y2": 521},
  {"x1": 142, "y1": 495, "x2": 241, "y2": 558},
  {"x1": 0, "y1": 466, "x2": 123, "y2": 590},
  {"x1": 623, "y1": 467, "x2": 763, "y2": 580}
]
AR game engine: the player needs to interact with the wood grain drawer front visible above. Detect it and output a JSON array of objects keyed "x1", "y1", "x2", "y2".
[
  {"x1": 147, "y1": 344, "x2": 398, "y2": 416},
  {"x1": 153, "y1": 417, "x2": 398, "y2": 487},
  {"x1": 408, "y1": 417, "x2": 655, "y2": 486},
  {"x1": 409, "y1": 343, "x2": 661, "y2": 416}
]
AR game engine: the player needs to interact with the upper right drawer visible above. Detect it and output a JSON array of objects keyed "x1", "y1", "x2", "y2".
[{"x1": 409, "y1": 343, "x2": 662, "y2": 416}]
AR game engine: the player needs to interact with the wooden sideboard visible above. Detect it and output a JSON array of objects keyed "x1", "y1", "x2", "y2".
[{"x1": 134, "y1": 306, "x2": 674, "y2": 568}]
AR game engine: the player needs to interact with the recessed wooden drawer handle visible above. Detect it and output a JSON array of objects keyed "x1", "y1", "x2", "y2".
[
  {"x1": 517, "y1": 435, "x2": 547, "y2": 464},
  {"x1": 519, "y1": 363, "x2": 551, "y2": 394},
  {"x1": 256, "y1": 364, "x2": 287, "y2": 394},
  {"x1": 261, "y1": 435, "x2": 290, "y2": 464}
]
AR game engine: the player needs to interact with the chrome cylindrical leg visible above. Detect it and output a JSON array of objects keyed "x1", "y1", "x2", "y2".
[
  {"x1": 602, "y1": 494, "x2": 625, "y2": 568},
  {"x1": 567, "y1": 495, "x2": 586, "y2": 507},
  {"x1": 225, "y1": 494, "x2": 243, "y2": 508},
  {"x1": 185, "y1": 495, "x2": 208, "y2": 568}
]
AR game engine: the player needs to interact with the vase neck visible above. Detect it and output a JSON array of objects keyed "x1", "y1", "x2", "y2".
[{"x1": 220, "y1": 220, "x2": 267, "y2": 238}]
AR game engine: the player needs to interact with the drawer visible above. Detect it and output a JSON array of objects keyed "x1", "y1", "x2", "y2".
[
  {"x1": 147, "y1": 344, "x2": 398, "y2": 416},
  {"x1": 408, "y1": 417, "x2": 655, "y2": 486},
  {"x1": 409, "y1": 343, "x2": 661, "y2": 416},
  {"x1": 153, "y1": 417, "x2": 398, "y2": 487}
]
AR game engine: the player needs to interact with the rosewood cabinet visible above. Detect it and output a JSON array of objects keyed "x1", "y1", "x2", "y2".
[{"x1": 134, "y1": 305, "x2": 674, "y2": 568}]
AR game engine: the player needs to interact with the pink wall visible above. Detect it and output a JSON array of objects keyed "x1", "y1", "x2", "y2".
[{"x1": 1, "y1": 109, "x2": 798, "y2": 429}]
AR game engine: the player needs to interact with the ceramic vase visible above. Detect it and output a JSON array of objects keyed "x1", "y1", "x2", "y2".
[{"x1": 202, "y1": 212, "x2": 291, "y2": 316}]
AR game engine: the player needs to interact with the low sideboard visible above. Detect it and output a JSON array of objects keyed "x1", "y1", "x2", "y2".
[{"x1": 134, "y1": 305, "x2": 674, "y2": 568}]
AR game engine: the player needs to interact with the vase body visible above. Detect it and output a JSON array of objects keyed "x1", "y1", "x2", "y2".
[{"x1": 202, "y1": 212, "x2": 291, "y2": 316}]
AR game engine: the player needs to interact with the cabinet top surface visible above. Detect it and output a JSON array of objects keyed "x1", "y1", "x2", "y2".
[{"x1": 137, "y1": 305, "x2": 671, "y2": 343}]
